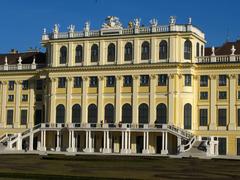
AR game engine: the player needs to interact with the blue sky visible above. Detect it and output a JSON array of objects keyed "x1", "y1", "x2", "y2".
[{"x1": 0, "y1": 0, "x2": 239, "y2": 53}]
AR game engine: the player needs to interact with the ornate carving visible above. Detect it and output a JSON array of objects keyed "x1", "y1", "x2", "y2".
[
  {"x1": 67, "y1": 77, "x2": 73, "y2": 81},
  {"x1": 102, "y1": 16, "x2": 122, "y2": 29},
  {"x1": 82, "y1": 76, "x2": 89, "y2": 81},
  {"x1": 67, "y1": 24, "x2": 75, "y2": 33},
  {"x1": 84, "y1": 21, "x2": 90, "y2": 31},
  {"x1": 116, "y1": 75, "x2": 122, "y2": 80},
  {"x1": 50, "y1": 77, "x2": 57, "y2": 82},
  {"x1": 150, "y1": 74, "x2": 156, "y2": 79},
  {"x1": 98, "y1": 76, "x2": 104, "y2": 81},
  {"x1": 229, "y1": 74, "x2": 236, "y2": 79},
  {"x1": 133, "y1": 75, "x2": 139, "y2": 80},
  {"x1": 1, "y1": 81, "x2": 7, "y2": 85},
  {"x1": 134, "y1": 18, "x2": 141, "y2": 28},
  {"x1": 169, "y1": 74, "x2": 176, "y2": 79},
  {"x1": 53, "y1": 24, "x2": 59, "y2": 34},
  {"x1": 210, "y1": 75, "x2": 216, "y2": 80},
  {"x1": 150, "y1": 18, "x2": 158, "y2": 27},
  {"x1": 193, "y1": 75, "x2": 199, "y2": 80}
]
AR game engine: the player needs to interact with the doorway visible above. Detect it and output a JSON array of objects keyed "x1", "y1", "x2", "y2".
[{"x1": 136, "y1": 136, "x2": 143, "y2": 153}]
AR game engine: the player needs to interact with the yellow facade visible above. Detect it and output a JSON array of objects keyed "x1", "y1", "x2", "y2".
[{"x1": 1, "y1": 16, "x2": 240, "y2": 156}]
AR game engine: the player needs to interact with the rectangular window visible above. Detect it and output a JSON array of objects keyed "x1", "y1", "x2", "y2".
[
  {"x1": 218, "y1": 138, "x2": 227, "y2": 155},
  {"x1": 158, "y1": 74, "x2": 168, "y2": 86},
  {"x1": 58, "y1": 77, "x2": 66, "y2": 88},
  {"x1": 218, "y1": 109, "x2": 227, "y2": 126},
  {"x1": 36, "y1": 80, "x2": 43, "y2": 90},
  {"x1": 238, "y1": 109, "x2": 240, "y2": 126},
  {"x1": 20, "y1": 110, "x2": 27, "y2": 125},
  {"x1": 74, "y1": 77, "x2": 82, "y2": 88},
  {"x1": 35, "y1": 94, "x2": 42, "y2": 102},
  {"x1": 219, "y1": 91, "x2": 227, "y2": 99},
  {"x1": 200, "y1": 75, "x2": 208, "y2": 87},
  {"x1": 199, "y1": 109, "x2": 208, "y2": 126},
  {"x1": 200, "y1": 92, "x2": 208, "y2": 100},
  {"x1": 8, "y1": 81, "x2": 14, "y2": 90},
  {"x1": 22, "y1": 94, "x2": 28, "y2": 102},
  {"x1": 22, "y1": 80, "x2": 28, "y2": 90},
  {"x1": 89, "y1": 76, "x2": 98, "y2": 87},
  {"x1": 123, "y1": 76, "x2": 132, "y2": 87},
  {"x1": 219, "y1": 75, "x2": 227, "y2": 86},
  {"x1": 6, "y1": 109, "x2": 13, "y2": 125},
  {"x1": 237, "y1": 138, "x2": 240, "y2": 155},
  {"x1": 106, "y1": 76, "x2": 115, "y2": 87},
  {"x1": 238, "y1": 75, "x2": 240, "y2": 86},
  {"x1": 8, "y1": 95, "x2": 14, "y2": 102},
  {"x1": 140, "y1": 75, "x2": 149, "y2": 86},
  {"x1": 184, "y1": 74, "x2": 192, "y2": 86}
]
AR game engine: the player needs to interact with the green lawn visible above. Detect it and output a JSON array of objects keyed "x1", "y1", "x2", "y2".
[{"x1": 0, "y1": 154, "x2": 239, "y2": 179}]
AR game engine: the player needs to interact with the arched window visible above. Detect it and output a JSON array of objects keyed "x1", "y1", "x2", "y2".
[
  {"x1": 60, "y1": 46, "x2": 67, "y2": 64},
  {"x1": 156, "y1": 103, "x2": 167, "y2": 124},
  {"x1": 201, "y1": 45, "x2": 204, "y2": 56},
  {"x1": 88, "y1": 104, "x2": 97, "y2": 124},
  {"x1": 122, "y1": 104, "x2": 132, "y2": 123},
  {"x1": 72, "y1": 104, "x2": 81, "y2": 123},
  {"x1": 107, "y1": 43, "x2": 115, "y2": 62},
  {"x1": 141, "y1": 41, "x2": 150, "y2": 60},
  {"x1": 91, "y1": 44, "x2": 99, "y2": 62},
  {"x1": 124, "y1": 42, "x2": 133, "y2": 61},
  {"x1": 159, "y1": 40, "x2": 168, "y2": 59},
  {"x1": 184, "y1": 103, "x2": 192, "y2": 129},
  {"x1": 184, "y1": 40, "x2": 192, "y2": 60},
  {"x1": 105, "y1": 104, "x2": 115, "y2": 124},
  {"x1": 139, "y1": 103, "x2": 149, "y2": 124},
  {"x1": 75, "y1": 45, "x2": 83, "y2": 63},
  {"x1": 56, "y1": 104, "x2": 65, "y2": 123},
  {"x1": 196, "y1": 43, "x2": 200, "y2": 57}
]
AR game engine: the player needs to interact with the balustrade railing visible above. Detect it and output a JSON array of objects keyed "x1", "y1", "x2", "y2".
[{"x1": 197, "y1": 55, "x2": 240, "y2": 63}]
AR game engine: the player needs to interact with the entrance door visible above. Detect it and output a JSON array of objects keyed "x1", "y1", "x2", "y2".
[
  {"x1": 77, "y1": 134, "x2": 81, "y2": 151},
  {"x1": 156, "y1": 136, "x2": 162, "y2": 154},
  {"x1": 33, "y1": 136, "x2": 38, "y2": 150},
  {"x1": 34, "y1": 109, "x2": 42, "y2": 125},
  {"x1": 136, "y1": 136, "x2": 143, "y2": 153},
  {"x1": 218, "y1": 138, "x2": 227, "y2": 155},
  {"x1": 111, "y1": 135, "x2": 114, "y2": 153},
  {"x1": 119, "y1": 136, "x2": 122, "y2": 153}
]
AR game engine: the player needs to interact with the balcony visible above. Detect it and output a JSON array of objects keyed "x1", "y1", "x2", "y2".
[{"x1": 197, "y1": 54, "x2": 240, "y2": 63}]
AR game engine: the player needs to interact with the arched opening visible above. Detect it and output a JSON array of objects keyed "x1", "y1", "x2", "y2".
[
  {"x1": 91, "y1": 44, "x2": 99, "y2": 62},
  {"x1": 159, "y1": 40, "x2": 168, "y2": 59},
  {"x1": 139, "y1": 103, "x2": 149, "y2": 124},
  {"x1": 156, "y1": 103, "x2": 167, "y2": 124},
  {"x1": 75, "y1": 45, "x2": 83, "y2": 63},
  {"x1": 184, "y1": 103, "x2": 192, "y2": 129},
  {"x1": 72, "y1": 104, "x2": 81, "y2": 123},
  {"x1": 104, "y1": 104, "x2": 115, "y2": 124},
  {"x1": 184, "y1": 40, "x2": 192, "y2": 60},
  {"x1": 124, "y1": 42, "x2": 133, "y2": 61},
  {"x1": 141, "y1": 41, "x2": 150, "y2": 60},
  {"x1": 60, "y1": 46, "x2": 67, "y2": 64},
  {"x1": 107, "y1": 43, "x2": 115, "y2": 62},
  {"x1": 196, "y1": 42, "x2": 200, "y2": 57},
  {"x1": 56, "y1": 104, "x2": 65, "y2": 123},
  {"x1": 88, "y1": 104, "x2": 98, "y2": 124},
  {"x1": 122, "y1": 104, "x2": 132, "y2": 124}
]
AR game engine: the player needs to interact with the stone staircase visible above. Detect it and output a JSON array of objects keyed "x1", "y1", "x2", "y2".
[{"x1": 180, "y1": 140, "x2": 207, "y2": 157}]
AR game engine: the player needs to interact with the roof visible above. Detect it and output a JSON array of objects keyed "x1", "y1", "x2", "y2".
[
  {"x1": 205, "y1": 40, "x2": 240, "y2": 56},
  {"x1": 0, "y1": 51, "x2": 46, "y2": 65}
]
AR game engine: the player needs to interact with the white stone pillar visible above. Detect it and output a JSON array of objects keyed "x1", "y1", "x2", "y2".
[
  {"x1": 229, "y1": 74, "x2": 236, "y2": 130},
  {"x1": 72, "y1": 131, "x2": 76, "y2": 152},
  {"x1": 49, "y1": 78, "x2": 57, "y2": 124},
  {"x1": 165, "y1": 132, "x2": 168, "y2": 153},
  {"x1": 56, "y1": 130, "x2": 60, "y2": 151},
  {"x1": 68, "y1": 131, "x2": 72, "y2": 150},
  {"x1": 1, "y1": 81, "x2": 7, "y2": 128},
  {"x1": 17, "y1": 133, "x2": 22, "y2": 150},
  {"x1": 28, "y1": 80, "x2": 34, "y2": 128},
  {"x1": 82, "y1": 77, "x2": 88, "y2": 124},
  {"x1": 15, "y1": 80, "x2": 21, "y2": 128},
  {"x1": 161, "y1": 132, "x2": 168, "y2": 155},
  {"x1": 29, "y1": 131, "x2": 34, "y2": 151},
  {"x1": 85, "y1": 131, "x2": 89, "y2": 149},
  {"x1": 209, "y1": 75, "x2": 217, "y2": 130}
]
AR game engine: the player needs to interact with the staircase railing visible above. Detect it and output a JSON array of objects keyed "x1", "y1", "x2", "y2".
[{"x1": 179, "y1": 136, "x2": 196, "y2": 152}]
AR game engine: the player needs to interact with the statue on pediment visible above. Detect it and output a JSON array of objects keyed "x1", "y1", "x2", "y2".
[{"x1": 102, "y1": 16, "x2": 122, "y2": 29}]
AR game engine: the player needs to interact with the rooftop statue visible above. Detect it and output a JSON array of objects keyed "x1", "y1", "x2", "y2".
[{"x1": 102, "y1": 16, "x2": 123, "y2": 29}]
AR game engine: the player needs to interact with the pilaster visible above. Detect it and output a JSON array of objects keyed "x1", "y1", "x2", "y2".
[
  {"x1": 228, "y1": 74, "x2": 236, "y2": 130},
  {"x1": 115, "y1": 75, "x2": 122, "y2": 123},
  {"x1": 66, "y1": 77, "x2": 73, "y2": 124},
  {"x1": 14, "y1": 80, "x2": 22, "y2": 128},
  {"x1": 1, "y1": 81, "x2": 7, "y2": 128},
  {"x1": 82, "y1": 77, "x2": 88, "y2": 124},
  {"x1": 209, "y1": 75, "x2": 217, "y2": 130},
  {"x1": 133, "y1": 38, "x2": 140, "y2": 64},
  {"x1": 132, "y1": 75, "x2": 139, "y2": 124},
  {"x1": 49, "y1": 78, "x2": 57, "y2": 124},
  {"x1": 28, "y1": 80, "x2": 34, "y2": 128},
  {"x1": 168, "y1": 74, "x2": 175, "y2": 125},
  {"x1": 150, "y1": 75, "x2": 156, "y2": 124},
  {"x1": 98, "y1": 76, "x2": 104, "y2": 123}
]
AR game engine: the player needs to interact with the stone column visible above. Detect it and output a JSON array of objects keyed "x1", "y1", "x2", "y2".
[
  {"x1": 98, "y1": 76, "x2": 104, "y2": 124},
  {"x1": 103, "y1": 131, "x2": 111, "y2": 153},
  {"x1": 82, "y1": 77, "x2": 88, "y2": 124},
  {"x1": 39, "y1": 130, "x2": 46, "y2": 151},
  {"x1": 68, "y1": 42, "x2": 73, "y2": 66},
  {"x1": 161, "y1": 132, "x2": 168, "y2": 155},
  {"x1": 117, "y1": 39, "x2": 123, "y2": 64},
  {"x1": 150, "y1": 75, "x2": 156, "y2": 124},
  {"x1": 115, "y1": 76, "x2": 122, "y2": 124},
  {"x1": 1, "y1": 81, "x2": 7, "y2": 128},
  {"x1": 28, "y1": 80, "x2": 34, "y2": 128},
  {"x1": 17, "y1": 133, "x2": 22, "y2": 151},
  {"x1": 52, "y1": 43, "x2": 58, "y2": 67},
  {"x1": 56, "y1": 130, "x2": 60, "y2": 151},
  {"x1": 209, "y1": 75, "x2": 217, "y2": 130},
  {"x1": 99, "y1": 40, "x2": 105, "y2": 65},
  {"x1": 132, "y1": 75, "x2": 139, "y2": 124},
  {"x1": 133, "y1": 38, "x2": 140, "y2": 64},
  {"x1": 49, "y1": 78, "x2": 57, "y2": 124},
  {"x1": 29, "y1": 130, "x2": 34, "y2": 151},
  {"x1": 143, "y1": 131, "x2": 149, "y2": 154},
  {"x1": 83, "y1": 41, "x2": 89, "y2": 66},
  {"x1": 151, "y1": 37, "x2": 157, "y2": 63},
  {"x1": 168, "y1": 74, "x2": 175, "y2": 125},
  {"x1": 66, "y1": 77, "x2": 73, "y2": 124},
  {"x1": 15, "y1": 80, "x2": 22, "y2": 128},
  {"x1": 229, "y1": 74, "x2": 236, "y2": 130}
]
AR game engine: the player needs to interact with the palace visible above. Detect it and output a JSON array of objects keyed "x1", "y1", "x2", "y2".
[{"x1": 0, "y1": 16, "x2": 240, "y2": 157}]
